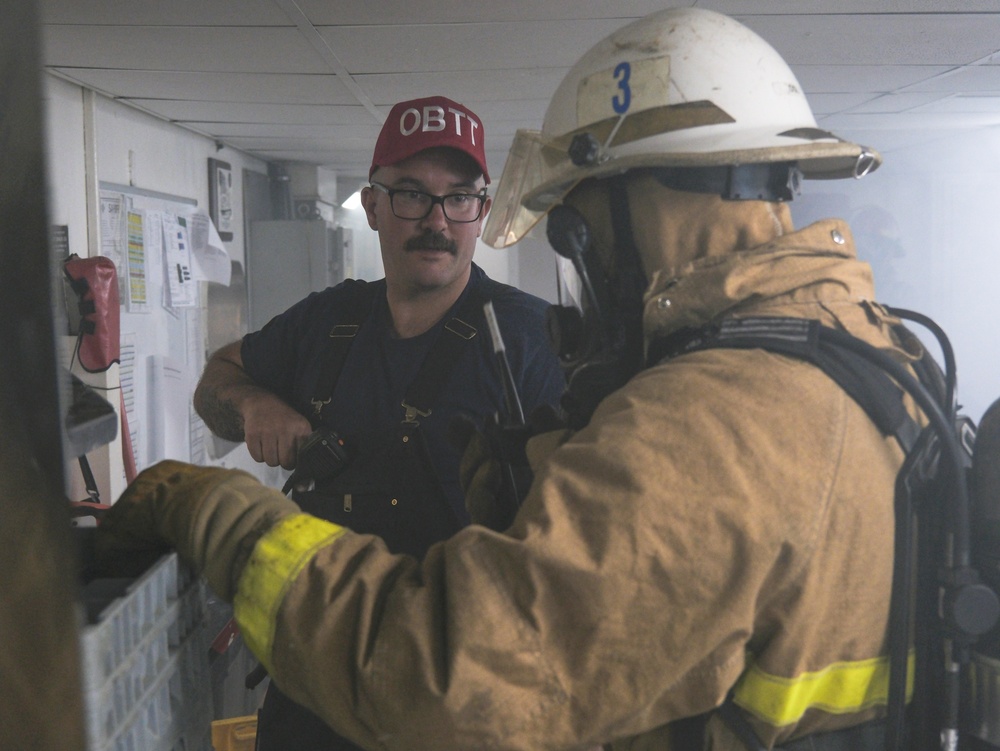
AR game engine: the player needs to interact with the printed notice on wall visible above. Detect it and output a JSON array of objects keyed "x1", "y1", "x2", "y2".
[
  {"x1": 99, "y1": 193, "x2": 125, "y2": 271},
  {"x1": 185, "y1": 307, "x2": 207, "y2": 465},
  {"x1": 148, "y1": 355, "x2": 193, "y2": 462},
  {"x1": 120, "y1": 333, "x2": 142, "y2": 470},
  {"x1": 161, "y1": 212, "x2": 196, "y2": 308},
  {"x1": 186, "y1": 212, "x2": 232, "y2": 285},
  {"x1": 126, "y1": 210, "x2": 149, "y2": 312},
  {"x1": 51, "y1": 225, "x2": 70, "y2": 260}
]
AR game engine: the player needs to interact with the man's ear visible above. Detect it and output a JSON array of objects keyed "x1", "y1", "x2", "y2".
[
  {"x1": 477, "y1": 195, "x2": 493, "y2": 238},
  {"x1": 360, "y1": 186, "x2": 378, "y2": 231}
]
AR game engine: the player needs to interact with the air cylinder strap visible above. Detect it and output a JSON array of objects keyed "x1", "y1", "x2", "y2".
[{"x1": 647, "y1": 316, "x2": 921, "y2": 451}]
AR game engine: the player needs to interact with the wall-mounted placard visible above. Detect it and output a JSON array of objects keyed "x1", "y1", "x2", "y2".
[{"x1": 208, "y1": 157, "x2": 234, "y2": 241}]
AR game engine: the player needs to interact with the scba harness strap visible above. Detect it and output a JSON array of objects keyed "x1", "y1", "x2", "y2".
[
  {"x1": 647, "y1": 315, "x2": 929, "y2": 452},
  {"x1": 648, "y1": 314, "x2": 998, "y2": 751}
]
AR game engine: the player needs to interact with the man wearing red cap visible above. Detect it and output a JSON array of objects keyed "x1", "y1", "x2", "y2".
[{"x1": 192, "y1": 96, "x2": 565, "y2": 750}]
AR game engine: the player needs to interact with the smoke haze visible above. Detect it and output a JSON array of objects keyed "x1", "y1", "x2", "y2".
[{"x1": 792, "y1": 127, "x2": 1000, "y2": 424}]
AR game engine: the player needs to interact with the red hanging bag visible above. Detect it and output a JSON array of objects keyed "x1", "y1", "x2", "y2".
[
  {"x1": 62, "y1": 254, "x2": 136, "y2": 484},
  {"x1": 63, "y1": 253, "x2": 120, "y2": 373}
]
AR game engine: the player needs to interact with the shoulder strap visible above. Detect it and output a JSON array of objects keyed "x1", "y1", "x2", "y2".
[
  {"x1": 401, "y1": 279, "x2": 499, "y2": 424},
  {"x1": 309, "y1": 280, "x2": 379, "y2": 425},
  {"x1": 311, "y1": 277, "x2": 500, "y2": 427},
  {"x1": 648, "y1": 316, "x2": 922, "y2": 452}
]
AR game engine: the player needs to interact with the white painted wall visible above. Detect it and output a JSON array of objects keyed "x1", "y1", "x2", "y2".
[
  {"x1": 43, "y1": 73, "x2": 274, "y2": 500},
  {"x1": 334, "y1": 203, "x2": 384, "y2": 282},
  {"x1": 43, "y1": 76, "x2": 89, "y2": 264},
  {"x1": 44, "y1": 74, "x2": 269, "y2": 268}
]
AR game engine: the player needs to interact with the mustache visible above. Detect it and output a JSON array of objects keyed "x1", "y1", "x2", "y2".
[{"x1": 405, "y1": 232, "x2": 456, "y2": 254}]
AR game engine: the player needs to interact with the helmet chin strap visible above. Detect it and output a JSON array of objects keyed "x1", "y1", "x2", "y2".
[
  {"x1": 607, "y1": 173, "x2": 648, "y2": 376},
  {"x1": 608, "y1": 174, "x2": 648, "y2": 301},
  {"x1": 545, "y1": 175, "x2": 648, "y2": 429}
]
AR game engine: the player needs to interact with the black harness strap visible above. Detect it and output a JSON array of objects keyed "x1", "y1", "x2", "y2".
[
  {"x1": 648, "y1": 316, "x2": 921, "y2": 452},
  {"x1": 718, "y1": 699, "x2": 888, "y2": 751},
  {"x1": 311, "y1": 278, "x2": 501, "y2": 427},
  {"x1": 309, "y1": 281, "x2": 378, "y2": 426},
  {"x1": 401, "y1": 310, "x2": 479, "y2": 424}
]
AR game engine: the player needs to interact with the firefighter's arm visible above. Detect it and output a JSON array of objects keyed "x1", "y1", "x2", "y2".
[
  {"x1": 93, "y1": 460, "x2": 301, "y2": 601},
  {"x1": 94, "y1": 469, "x2": 427, "y2": 746}
]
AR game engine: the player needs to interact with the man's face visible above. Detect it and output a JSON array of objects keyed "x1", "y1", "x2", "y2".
[{"x1": 362, "y1": 147, "x2": 491, "y2": 296}]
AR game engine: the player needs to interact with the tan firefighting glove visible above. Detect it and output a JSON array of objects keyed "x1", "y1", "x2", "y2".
[
  {"x1": 450, "y1": 406, "x2": 567, "y2": 530},
  {"x1": 451, "y1": 416, "x2": 509, "y2": 530},
  {"x1": 92, "y1": 460, "x2": 300, "y2": 601}
]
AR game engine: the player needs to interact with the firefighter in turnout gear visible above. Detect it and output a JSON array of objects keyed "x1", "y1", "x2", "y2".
[{"x1": 95, "y1": 7, "x2": 930, "y2": 749}]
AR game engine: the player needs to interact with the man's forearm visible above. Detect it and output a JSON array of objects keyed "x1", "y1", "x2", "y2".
[
  {"x1": 195, "y1": 388, "x2": 246, "y2": 442},
  {"x1": 194, "y1": 358, "x2": 259, "y2": 442}
]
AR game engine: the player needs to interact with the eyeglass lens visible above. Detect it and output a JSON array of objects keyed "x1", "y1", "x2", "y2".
[{"x1": 389, "y1": 188, "x2": 483, "y2": 222}]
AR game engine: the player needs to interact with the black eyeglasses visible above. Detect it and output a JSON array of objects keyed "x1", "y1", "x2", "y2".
[{"x1": 370, "y1": 182, "x2": 487, "y2": 223}]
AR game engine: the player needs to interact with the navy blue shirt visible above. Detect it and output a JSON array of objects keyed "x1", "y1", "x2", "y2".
[{"x1": 241, "y1": 263, "x2": 565, "y2": 523}]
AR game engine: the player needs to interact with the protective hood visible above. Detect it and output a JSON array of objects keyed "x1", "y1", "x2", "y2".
[{"x1": 640, "y1": 218, "x2": 903, "y2": 352}]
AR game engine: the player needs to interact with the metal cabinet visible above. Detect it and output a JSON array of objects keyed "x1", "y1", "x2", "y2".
[{"x1": 247, "y1": 219, "x2": 352, "y2": 331}]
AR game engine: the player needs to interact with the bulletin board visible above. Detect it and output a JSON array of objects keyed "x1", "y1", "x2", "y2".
[{"x1": 97, "y1": 181, "x2": 232, "y2": 474}]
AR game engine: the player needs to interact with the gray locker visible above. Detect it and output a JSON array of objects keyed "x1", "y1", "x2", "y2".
[{"x1": 247, "y1": 220, "x2": 352, "y2": 331}]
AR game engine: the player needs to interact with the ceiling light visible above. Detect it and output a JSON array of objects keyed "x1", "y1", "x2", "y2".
[{"x1": 341, "y1": 190, "x2": 362, "y2": 210}]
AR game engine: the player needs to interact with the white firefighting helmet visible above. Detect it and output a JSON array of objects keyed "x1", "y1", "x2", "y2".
[{"x1": 483, "y1": 7, "x2": 880, "y2": 248}]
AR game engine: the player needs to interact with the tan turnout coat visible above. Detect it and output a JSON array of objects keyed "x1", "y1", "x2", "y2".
[{"x1": 240, "y1": 219, "x2": 921, "y2": 750}]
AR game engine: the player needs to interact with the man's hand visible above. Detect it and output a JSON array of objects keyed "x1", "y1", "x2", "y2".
[
  {"x1": 93, "y1": 460, "x2": 300, "y2": 600},
  {"x1": 194, "y1": 341, "x2": 312, "y2": 470},
  {"x1": 240, "y1": 394, "x2": 313, "y2": 470}
]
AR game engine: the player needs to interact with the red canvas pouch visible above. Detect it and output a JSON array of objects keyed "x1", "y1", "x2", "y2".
[{"x1": 63, "y1": 254, "x2": 120, "y2": 372}]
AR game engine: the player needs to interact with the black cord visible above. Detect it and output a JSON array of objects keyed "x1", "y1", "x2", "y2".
[
  {"x1": 68, "y1": 331, "x2": 121, "y2": 391},
  {"x1": 886, "y1": 306, "x2": 957, "y2": 419},
  {"x1": 819, "y1": 326, "x2": 974, "y2": 751},
  {"x1": 821, "y1": 327, "x2": 970, "y2": 565}
]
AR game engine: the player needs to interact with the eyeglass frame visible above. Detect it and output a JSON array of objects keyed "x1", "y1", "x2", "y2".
[{"x1": 369, "y1": 181, "x2": 488, "y2": 223}]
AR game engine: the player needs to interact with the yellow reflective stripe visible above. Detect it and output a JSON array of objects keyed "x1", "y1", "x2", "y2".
[
  {"x1": 233, "y1": 514, "x2": 346, "y2": 672},
  {"x1": 733, "y1": 651, "x2": 915, "y2": 727}
]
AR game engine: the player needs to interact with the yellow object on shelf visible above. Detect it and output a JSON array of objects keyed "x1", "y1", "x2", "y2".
[{"x1": 211, "y1": 714, "x2": 258, "y2": 751}]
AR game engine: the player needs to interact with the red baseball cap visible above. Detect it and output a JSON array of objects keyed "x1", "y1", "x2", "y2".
[{"x1": 369, "y1": 96, "x2": 490, "y2": 184}]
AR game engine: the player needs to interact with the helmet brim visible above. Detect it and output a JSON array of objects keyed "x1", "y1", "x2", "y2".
[{"x1": 483, "y1": 127, "x2": 881, "y2": 249}]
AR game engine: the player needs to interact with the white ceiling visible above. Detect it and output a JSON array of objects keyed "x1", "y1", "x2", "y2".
[{"x1": 38, "y1": 1, "x2": 1000, "y2": 187}]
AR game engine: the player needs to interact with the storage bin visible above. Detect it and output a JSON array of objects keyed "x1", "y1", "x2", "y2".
[
  {"x1": 80, "y1": 552, "x2": 212, "y2": 751},
  {"x1": 210, "y1": 714, "x2": 258, "y2": 751}
]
